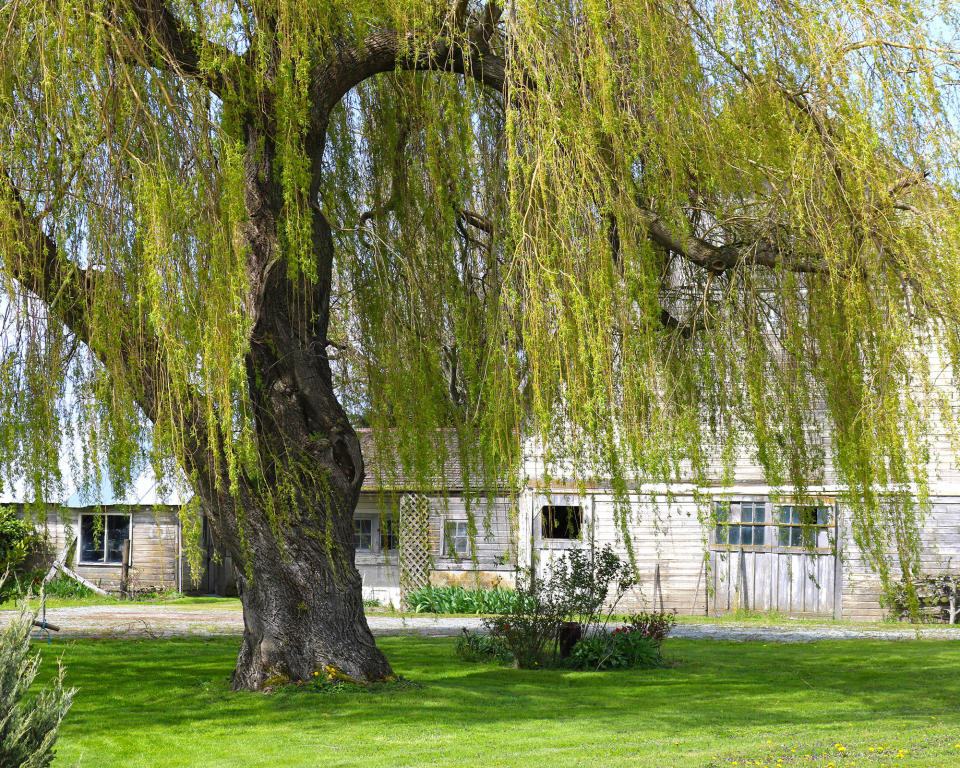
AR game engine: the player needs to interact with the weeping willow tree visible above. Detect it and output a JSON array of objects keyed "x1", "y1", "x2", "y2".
[{"x1": 1, "y1": 0, "x2": 960, "y2": 689}]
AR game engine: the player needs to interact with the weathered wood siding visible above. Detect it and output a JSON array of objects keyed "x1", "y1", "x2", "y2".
[
  {"x1": 591, "y1": 494, "x2": 710, "y2": 615},
  {"x1": 354, "y1": 491, "x2": 517, "y2": 604},
  {"x1": 27, "y1": 506, "x2": 184, "y2": 593},
  {"x1": 840, "y1": 498, "x2": 960, "y2": 621},
  {"x1": 520, "y1": 489, "x2": 960, "y2": 621}
]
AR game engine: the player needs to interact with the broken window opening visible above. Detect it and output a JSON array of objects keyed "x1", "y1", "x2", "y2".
[{"x1": 541, "y1": 505, "x2": 583, "y2": 540}]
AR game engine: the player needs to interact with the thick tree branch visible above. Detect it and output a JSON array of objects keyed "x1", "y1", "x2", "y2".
[
  {"x1": 121, "y1": 1, "x2": 246, "y2": 97},
  {"x1": 0, "y1": 172, "x2": 210, "y2": 464},
  {"x1": 637, "y1": 208, "x2": 825, "y2": 275},
  {"x1": 313, "y1": 27, "x2": 507, "y2": 121}
]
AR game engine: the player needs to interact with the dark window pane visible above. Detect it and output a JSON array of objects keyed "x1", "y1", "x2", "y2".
[
  {"x1": 728, "y1": 526, "x2": 740, "y2": 545},
  {"x1": 753, "y1": 504, "x2": 766, "y2": 524},
  {"x1": 742, "y1": 505, "x2": 753, "y2": 524},
  {"x1": 753, "y1": 525, "x2": 765, "y2": 545},
  {"x1": 741, "y1": 526, "x2": 753, "y2": 546},
  {"x1": 354, "y1": 519, "x2": 372, "y2": 550},
  {"x1": 80, "y1": 515, "x2": 104, "y2": 562},
  {"x1": 791, "y1": 527, "x2": 803, "y2": 547},
  {"x1": 778, "y1": 526, "x2": 790, "y2": 546},
  {"x1": 817, "y1": 507, "x2": 831, "y2": 526},
  {"x1": 105, "y1": 516, "x2": 130, "y2": 564},
  {"x1": 715, "y1": 503, "x2": 730, "y2": 524},
  {"x1": 715, "y1": 525, "x2": 727, "y2": 544},
  {"x1": 541, "y1": 506, "x2": 582, "y2": 539},
  {"x1": 382, "y1": 519, "x2": 399, "y2": 551}
]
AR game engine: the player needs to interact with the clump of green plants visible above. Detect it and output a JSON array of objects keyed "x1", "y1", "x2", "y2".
[
  {"x1": 455, "y1": 629, "x2": 514, "y2": 664},
  {"x1": 0, "y1": 575, "x2": 75, "y2": 767},
  {"x1": 41, "y1": 574, "x2": 93, "y2": 600},
  {"x1": 569, "y1": 626, "x2": 663, "y2": 671},
  {"x1": 406, "y1": 584, "x2": 522, "y2": 614},
  {"x1": 0, "y1": 507, "x2": 42, "y2": 603},
  {"x1": 483, "y1": 545, "x2": 637, "y2": 669},
  {"x1": 626, "y1": 611, "x2": 677, "y2": 644}
]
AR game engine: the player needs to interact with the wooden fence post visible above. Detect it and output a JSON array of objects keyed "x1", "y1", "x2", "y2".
[
  {"x1": 654, "y1": 562, "x2": 665, "y2": 613},
  {"x1": 120, "y1": 539, "x2": 131, "y2": 599}
]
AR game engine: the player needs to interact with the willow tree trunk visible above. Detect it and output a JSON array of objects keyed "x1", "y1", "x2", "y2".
[{"x1": 196, "y1": 120, "x2": 394, "y2": 691}]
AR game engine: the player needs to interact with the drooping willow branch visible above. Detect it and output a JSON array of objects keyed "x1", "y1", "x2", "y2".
[{"x1": 0, "y1": 171, "x2": 212, "y2": 471}]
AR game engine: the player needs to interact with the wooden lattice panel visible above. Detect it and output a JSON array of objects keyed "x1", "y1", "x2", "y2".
[{"x1": 399, "y1": 493, "x2": 431, "y2": 601}]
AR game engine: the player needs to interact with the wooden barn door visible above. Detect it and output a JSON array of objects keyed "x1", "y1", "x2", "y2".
[{"x1": 710, "y1": 500, "x2": 841, "y2": 618}]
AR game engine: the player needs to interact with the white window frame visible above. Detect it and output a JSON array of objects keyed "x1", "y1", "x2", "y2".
[
  {"x1": 713, "y1": 500, "x2": 769, "y2": 548},
  {"x1": 78, "y1": 511, "x2": 131, "y2": 565},
  {"x1": 713, "y1": 498, "x2": 836, "y2": 552},
  {"x1": 774, "y1": 504, "x2": 835, "y2": 551},
  {"x1": 444, "y1": 520, "x2": 470, "y2": 557}
]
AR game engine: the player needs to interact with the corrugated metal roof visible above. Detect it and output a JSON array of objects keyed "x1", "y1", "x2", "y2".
[{"x1": 65, "y1": 468, "x2": 189, "y2": 507}]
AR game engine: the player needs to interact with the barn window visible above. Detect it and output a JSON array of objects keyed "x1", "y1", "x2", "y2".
[
  {"x1": 381, "y1": 518, "x2": 399, "y2": 551},
  {"x1": 79, "y1": 513, "x2": 130, "y2": 564},
  {"x1": 354, "y1": 518, "x2": 373, "y2": 551},
  {"x1": 777, "y1": 505, "x2": 832, "y2": 549},
  {"x1": 444, "y1": 521, "x2": 469, "y2": 556},
  {"x1": 541, "y1": 505, "x2": 582, "y2": 540},
  {"x1": 714, "y1": 501, "x2": 766, "y2": 547}
]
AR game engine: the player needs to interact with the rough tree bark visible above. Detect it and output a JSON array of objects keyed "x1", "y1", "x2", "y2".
[
  {"x1": 200, "y1": 14, "x2": 511, "y2": 690},
  {"x1": 199, "y1": 117, "x2": 395, "y2": 690}
]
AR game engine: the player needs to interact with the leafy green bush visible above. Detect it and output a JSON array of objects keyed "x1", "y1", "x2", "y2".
[
  {"x1": 42, "y1": 574, "x2": 93, "y2": 600},
  {"x1": 0, "y1": 572, "x2": 93, "y2": 605},
  {"x1": 626, "y1": 611, "x2": 677, "y2": 644},
  {"x1": 568, "y1": 627, "x2": 662, "y2": 671},
  {"x1": 455, "y1": 630, "x2": 513, "y2": 664},
  {"x1": 483, "y1": 545, "x2": 637, "y2": 668},
  {"x1": 0, "y1": 509, "x2": 42, "y2": 603},
  {"x1": 406, "y1": 585, "x2": 522, "y2": 614},
  {"x1": 0, "y1": 576, "x2": 74, "y2": 767}
]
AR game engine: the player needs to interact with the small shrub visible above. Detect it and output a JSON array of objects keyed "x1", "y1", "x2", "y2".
[
  {"x1": 0, "y1": 577, "x2": 74, "y2": 767},
  {"x1": 42, "y1": 575, "x2": 93, "y2": 600},
  {"x1": 626, "y1": 611, "x2": 677, "y2": 644},
  {"x1": 568, "y1": 628, "x2": 662, "y2": 671},
  {"x1": 0, "y1": 509, "x2": 41, "y2": 603},
  {"x1": 483, "y1": 612, "x2": 555, "y2": 668},
  {"x1": 455, "y1": 630, "x2": 513, "y2": 663},
  {"x1": 483, "y1": 544, "x2": 637, "y2": 668}
]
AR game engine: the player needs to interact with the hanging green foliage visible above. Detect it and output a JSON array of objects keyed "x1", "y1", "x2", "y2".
[{"x1": 0, "y1": 1, "x2": 957, "y2": 675}]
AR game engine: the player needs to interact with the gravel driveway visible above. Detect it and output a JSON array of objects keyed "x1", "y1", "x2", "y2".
[{"x1": 3, "y1": 603, "x2": 960, "y2": 642}]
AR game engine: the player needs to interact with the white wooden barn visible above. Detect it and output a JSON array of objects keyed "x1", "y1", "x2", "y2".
[{"x1": 6, "y1": 430, "x2": 959, "y2": 620}]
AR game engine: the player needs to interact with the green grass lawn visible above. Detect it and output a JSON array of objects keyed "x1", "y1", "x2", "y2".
[{"x1": 31, "y1": 635, "x2": 960, "y2": 768}]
